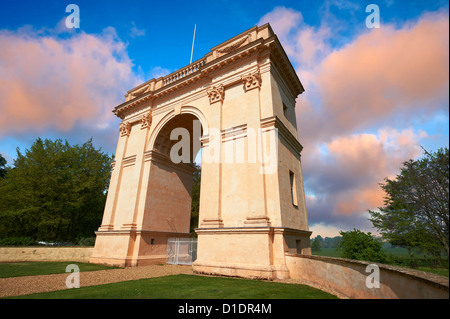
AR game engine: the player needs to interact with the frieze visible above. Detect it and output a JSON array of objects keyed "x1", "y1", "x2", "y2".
[{"x1": 217, "y1": 34, "x2": 250, "y2": 54}]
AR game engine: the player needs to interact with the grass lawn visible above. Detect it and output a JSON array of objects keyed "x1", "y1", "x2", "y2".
[
  {"x1": 0, "y1": 262, "x2": 117, "y2": 278},
  {"x1": 412, "y1": 267, "x2": 449, "y2": 277},
  {"x1": 6, "y1": 274, "x2": 338, "y2": 299},
  {"x1": 312, "y1": 248, "x2": 449, "y2": 277},
  {"x1": 312, "y1": 248, "x2": 342, "y2": 258}
]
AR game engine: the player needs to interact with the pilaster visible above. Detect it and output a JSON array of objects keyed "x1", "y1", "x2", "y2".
[
  {"x1": 241, "y1": 70, "x2": 270, "y2": 227},
  {"x1": 199, "y1": 84, "x2": 225, "y2": 228},
  {"x1": 97, "y1": 121, "x2": 130, "y2": 231}
]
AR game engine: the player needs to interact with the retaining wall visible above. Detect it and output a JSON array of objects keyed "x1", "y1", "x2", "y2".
[
  {"x1": 285, "y1": 253, "x2": 449, "y2": 299},
  {"x1": 0, "y1": 247, "x2": 94, "y2": 263}
]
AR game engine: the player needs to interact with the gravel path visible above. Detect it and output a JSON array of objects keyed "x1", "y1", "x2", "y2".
[{"x1": 0, "y1": 264, "x2": 194, "y2": 298}]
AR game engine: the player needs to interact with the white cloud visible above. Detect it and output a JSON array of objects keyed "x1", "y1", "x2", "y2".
[
  {"x1": 130, "y1": 21, "x2": 146, "y2": 38},
  {"x1": 0, "y1": 25, "x2": 143, "y2": 154}
]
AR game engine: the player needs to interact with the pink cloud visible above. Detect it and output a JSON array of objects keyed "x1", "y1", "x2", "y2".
[
  {"x1": 258, "y1": 6, "x2": 331, "y2": 70},
  {"x1": 298, "y1": 12, "x2": 449, "y2": 142},
  {"x1": 259, "y1": 7, "x2": 448, "y2": 234},
  {"x1": 306, "y1": 128, "x2": 424, "y2": 218},
  {"x1": 335, "y1": 187, "x2": 385, "y2": 216},
  {"x1": 258, "y1": 8, "x2": 446, "y2": 222},
  {"x1": 0, "y1": 27, "x2": 141, "y2": 136},
  {"x1": 258, "y1": 6, "x2": 303, "y2": 43}
]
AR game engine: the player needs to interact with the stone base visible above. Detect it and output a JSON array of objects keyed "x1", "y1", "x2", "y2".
[
  {"x1": 193, "y1": 226, "x2": 310, "y2": 280},
  {"x1": 193, "y1": 261, "x2": 290, "y2": 280},
  {"x1": 193, "y1": 261, "x2": 283, "y2": 280},
  {"x1": 90, "y1": 229, "x2": 192, "y2": 267},
  {"x1": 89, "y1": 255, "x2": 167, "y2": 267}
]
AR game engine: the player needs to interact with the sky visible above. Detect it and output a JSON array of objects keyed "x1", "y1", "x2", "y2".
[{"x1": 0, "y1": 0, "x2": 448, "y2": 238}]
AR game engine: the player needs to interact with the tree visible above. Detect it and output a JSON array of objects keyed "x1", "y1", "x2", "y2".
[
  {"x1": 311, "y1": 236, "x2": 322, "y2": 252},
  {"x1": 336, "y1": 229, "x2": 386, "y2": 263},
  {"x1": 0, "y1": 154, "x2": 7, "y2": 179},
  {"x1": 190, "y1": 164, "x2": 201, "y2": 235},
  {"x1": 0, "y1": 138, "x2": 113, "y2": 242},
  {"x1": 369, "y1": 147, "x2": 449, "y2": 257}
]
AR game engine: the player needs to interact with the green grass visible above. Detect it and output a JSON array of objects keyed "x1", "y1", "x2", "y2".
[
  {"x1": 5, "y1": 274, "x2": 338, "y2": 299},
  {"x1": 312, "y1": 248, "x2": 342, "y2": 258},
  {"x1": 312, "y1": 248, "x2": 449, "y2": 277},
  {"x1": 413, "y1": 267, "x2": 449, "y2": 277},
  {"x1": 0, "y1": 262, "x2": 117, "y2": 278}
]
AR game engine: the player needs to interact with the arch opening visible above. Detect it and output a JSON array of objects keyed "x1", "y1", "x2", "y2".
[{"x1": 144, "y1": 113, "x2": 203, "y2": 238}]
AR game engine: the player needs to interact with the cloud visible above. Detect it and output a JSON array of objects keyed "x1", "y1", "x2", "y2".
[
  {"x1": 258, "y1": 7, "x2": 448, "y2": 236},
  {"x1": 304, "y1": 128, "x2": 425, "y2": 228},
  {"x1": 148, "y1": 66, "x2": 172, "y2": 79},
  {"x1": 258, "y1": 6, "x2": 331, "y2": 70},
  {"x1": 0, "y1": 26, "x2": 141, "y2": 141},
  {"x1": 309, "y1": 222, "x2": 344, "y2": 238},
  {"x1": 258, "y1": 6, "x2": 303, "y2": 43},
  {"x1": 298, "y1": 11, "x2": 449, "y2": 143},
  {"x1": 130, "y1": 21, "x2": 146, "y2": 38}
]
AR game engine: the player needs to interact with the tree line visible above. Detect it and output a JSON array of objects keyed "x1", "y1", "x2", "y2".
[
  {"x1": 311, "y1": 235, "x2": 342, "y2": 250},
  {"x1": 312, "y1": 147, "x2": 449, "y2": 266},
  {"x1": 0, "y1": 138, "x2": 113, "y2": 245},
  {"x1": 0, "y1": 138, "x2": 447, "y2": 262}
]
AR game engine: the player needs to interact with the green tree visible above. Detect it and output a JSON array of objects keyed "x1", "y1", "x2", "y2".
[
  {"x1": 190, "y1": 164, "x2": 201, "y2": 236},
  {"x1": 0, "y1": 138, "x2": 113, "y2": 242},
  {"x1": 336, "y1": 229, "x2": 386, "y2": 263},
  {"x1": 0, "y1": 154, "x2": 7, "y2": 179},
  {"x1": 369, "y1": 147, "x2": 449, "y2": 257},
  {"x1": 311, "y1": 236, "x2": 322, "y2": 252}
]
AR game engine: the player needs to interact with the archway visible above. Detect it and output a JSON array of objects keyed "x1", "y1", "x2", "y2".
[
  {"x1": 143, "y1": 113, "x2": 203, "y2": 237},
  {"x1": 91, "y1": 24, "x2": 312, "y2": 279}
]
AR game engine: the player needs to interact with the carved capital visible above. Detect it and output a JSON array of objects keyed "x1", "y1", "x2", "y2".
[
  {"x1": 206, "y1": 84, "x2": 225, "y2": 104},
  {"x1": 119, "y1": 121, "x2": 131, "y2": 137},
  {"x1": 140, "y1": 110, "x2": 152, "y2": 130},
  {"x1": 241, "y1": 70, "x2": 262, "y2": 91}
]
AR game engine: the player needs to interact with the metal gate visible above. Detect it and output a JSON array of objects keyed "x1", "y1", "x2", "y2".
[{"x1": 166, "y1": 238, "x2": 197, "y2": 265}]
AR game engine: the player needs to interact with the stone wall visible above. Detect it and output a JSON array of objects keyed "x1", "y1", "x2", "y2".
[
  {"x1": 0, "y1": 247, "x2": 94, "y2": 263},
  {"x1": 285, "y1": 253, "x2": 449, "y2": 299}
]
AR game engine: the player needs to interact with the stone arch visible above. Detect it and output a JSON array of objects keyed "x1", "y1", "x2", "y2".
[
  {"x1": 146, "y1": 105, "x2": 209, "y2": 154},
  {"x1": 128, "y1": 108, "x2": 206, "y2": 265},
  {"x1": 91, "y1": 23, "x2": 312, "y2": 279}
]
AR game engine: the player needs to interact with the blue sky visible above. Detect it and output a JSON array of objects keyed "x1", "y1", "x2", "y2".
[
  {"x1": 2, "y1": 0, "x2": 447, "y2": 81},
  {"x1": 0, "y1": 0, "x2": 448, "y2": 237}
]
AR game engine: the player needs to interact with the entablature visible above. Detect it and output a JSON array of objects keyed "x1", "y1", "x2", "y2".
[{"x1": 113, "y1": 23, "x2": 304, "y2": 119}]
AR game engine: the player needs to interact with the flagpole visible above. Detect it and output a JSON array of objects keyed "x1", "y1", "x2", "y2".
[{"x1": 190, "y1": 24, "x2": 196, "y2": 64}]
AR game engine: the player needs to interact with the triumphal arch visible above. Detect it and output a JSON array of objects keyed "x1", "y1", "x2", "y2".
[{"x1": 90, "y1": 23, "x2": 311, "y2": 280}]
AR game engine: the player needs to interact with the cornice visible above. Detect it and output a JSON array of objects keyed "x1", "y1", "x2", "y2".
[
  {"x1": 113, "y1": 24, "x2": 304, "y2": 119},
  {"x1": 261, "y1": 115, "x2": 303, "y2": 156}
]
